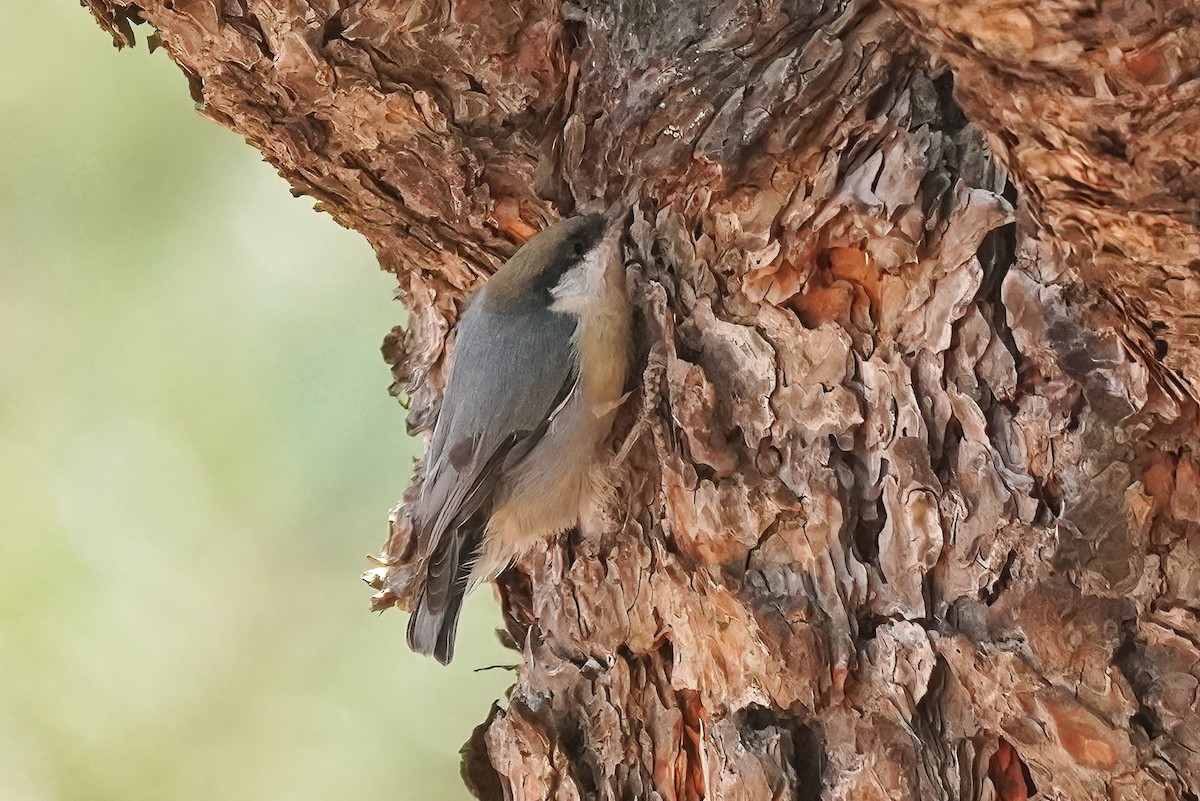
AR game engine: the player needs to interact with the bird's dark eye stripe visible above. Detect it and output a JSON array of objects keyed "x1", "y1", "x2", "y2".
[{"x1": 572, "y1": 239, "x2": 586, "y2": 256}]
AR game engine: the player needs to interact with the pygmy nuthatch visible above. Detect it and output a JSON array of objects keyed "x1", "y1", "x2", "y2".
[{"x1": 407, "y1": 213, "x2": 631, "y2": 663}]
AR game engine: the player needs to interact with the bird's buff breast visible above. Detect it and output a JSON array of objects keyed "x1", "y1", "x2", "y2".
[
  {"x1": 471, "y1": 300, "x2": 629, "y2": 584},
  {"x1": 470, "y1": 395, "x2": 614, "y2": 582}
]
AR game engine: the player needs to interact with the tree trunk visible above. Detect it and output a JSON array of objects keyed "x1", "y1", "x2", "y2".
[{"x1": 84, "y1": 1, "x2": 1200, "y2": 798}]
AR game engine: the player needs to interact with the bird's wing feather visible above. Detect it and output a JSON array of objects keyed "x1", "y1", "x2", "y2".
[{"x1": 414, "y1": 296, "x2": 577, "y2": 614}]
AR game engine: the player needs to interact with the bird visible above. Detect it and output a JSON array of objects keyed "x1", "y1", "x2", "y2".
[{"x1": 406, "y1": 211, "x2": 632, "y2": 664}]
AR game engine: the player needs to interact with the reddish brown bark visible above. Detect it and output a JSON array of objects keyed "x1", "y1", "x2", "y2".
[{"x1": 84, "y1": 1, "x2": 1200, "y2": 798}]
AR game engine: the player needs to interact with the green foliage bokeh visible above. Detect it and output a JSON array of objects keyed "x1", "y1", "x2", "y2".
[{"x1": 0, "y1": 6, "x2": 512, "y2": 800}]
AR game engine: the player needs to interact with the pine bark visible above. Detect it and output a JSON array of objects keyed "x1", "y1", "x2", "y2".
[{"x1": 85, "y1": 1, "x2": 1200, "y2": 799}]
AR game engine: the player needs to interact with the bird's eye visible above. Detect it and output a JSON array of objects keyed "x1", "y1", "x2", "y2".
[{"x1": 572, "y1": 240, "x2": 586, "y2": 256}]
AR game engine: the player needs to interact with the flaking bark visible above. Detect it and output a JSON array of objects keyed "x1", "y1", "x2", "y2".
[{"x1": 84, "y1": 0, "x2": 1200, "y2": 798}]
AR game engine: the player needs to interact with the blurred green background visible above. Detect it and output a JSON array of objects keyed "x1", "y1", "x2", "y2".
[{"x1": 0, "y1": 5, "x2": 513, "y2": 800}]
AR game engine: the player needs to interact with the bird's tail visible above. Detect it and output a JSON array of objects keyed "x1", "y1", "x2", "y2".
[
  {"x1": 407, "y1": 515, "x2": 480, "y2": 665},
  {"x1": 407, "y1": 586, "x2": 466, "y2": 665}
]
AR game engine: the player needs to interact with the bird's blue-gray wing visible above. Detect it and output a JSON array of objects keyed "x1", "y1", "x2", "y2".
[{"x1": 407, "y1": 295, "x2": 576, "y2": 662}]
